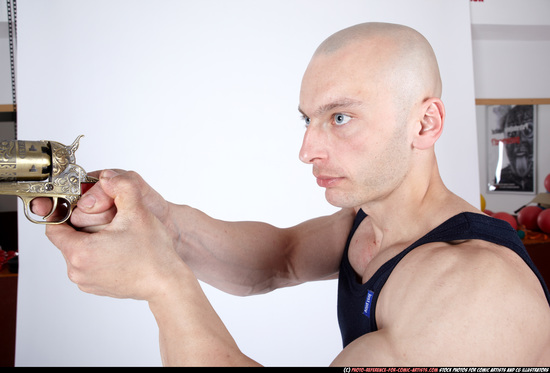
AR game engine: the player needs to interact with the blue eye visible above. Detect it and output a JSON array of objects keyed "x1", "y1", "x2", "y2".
[
  {"x1": 302, "y1": 116, "x2": 311, "y2": 127},
  {"x1": 334, "y1": 113, "x2": 351, "y2": 125}
]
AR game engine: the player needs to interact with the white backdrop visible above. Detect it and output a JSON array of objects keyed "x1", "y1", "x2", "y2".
[{"x1": 15, "y1": 0, "x2": 479, "y2": 367}]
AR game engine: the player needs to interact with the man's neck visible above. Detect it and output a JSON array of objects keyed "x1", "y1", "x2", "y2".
[{"x1": 358, "y1": 170, "x2": 474, "y2": 254}]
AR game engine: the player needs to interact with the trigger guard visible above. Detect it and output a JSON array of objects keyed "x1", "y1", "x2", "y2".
[{"x1": 22, "y1": 197, "x2": 72, "y2": 225}]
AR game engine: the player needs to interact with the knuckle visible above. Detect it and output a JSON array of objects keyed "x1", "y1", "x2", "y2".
[
  {"x1": 117, "y1": 171, "x2": 149, "y2": 200},
  {"x1": 124, "y1": 170, "x2": 145, "y2": 187},
  {"x1": 65, "y1": 250, "x2": 83, "y2": 269},
  {"x1": 113, "y1": 170, "x2": 138, "y2": 189},
  {"x1": 64, "y1": 239, "x2": 91, "y2": 269},
  {"x1": 66, "y1": 266, "x2": 83, "y2": 285}
]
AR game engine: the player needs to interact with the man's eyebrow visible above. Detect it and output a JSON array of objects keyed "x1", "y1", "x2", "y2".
[{"x1": 298, "y1": 98, "x2": 363, "y2": 117}]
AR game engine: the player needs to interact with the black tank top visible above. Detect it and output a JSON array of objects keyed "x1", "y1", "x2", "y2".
[{"x1": 337, "y1": 210, "x2": 550, "y2": 347}]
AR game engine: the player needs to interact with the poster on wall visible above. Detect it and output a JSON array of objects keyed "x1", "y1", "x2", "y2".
[{"x1": 487, "y1": 104, "x2": 536, "y2": 193}]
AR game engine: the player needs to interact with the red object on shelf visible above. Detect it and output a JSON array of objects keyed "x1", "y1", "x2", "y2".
[
  {"x1": 493, "y1": 212, "x2": 518, "y2": 230},
  {"x1": 537, "y1": 209, "x2": 550, "y2": 234},
  {"x1": 0, "y1": 249, "x2": 16, "y2": 270},
  {"x1": 518, "y1": 206, "x2": 543, "y2": 231}
]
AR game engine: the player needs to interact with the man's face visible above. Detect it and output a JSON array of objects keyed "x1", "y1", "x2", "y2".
[{"x1": 298, "y1": 45, "x2": 413, "y2": 209}]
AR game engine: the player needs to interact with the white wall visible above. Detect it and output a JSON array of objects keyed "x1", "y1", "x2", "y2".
[
  {"x1": 15, "y1": 0, "x2": 478, "y2": 367},
  {"x1": 471, "y1": 0, "x2": 550, "y2": 214},
  {"x1": 470, "y1": 0, "x2": 550, "y2": 27}
]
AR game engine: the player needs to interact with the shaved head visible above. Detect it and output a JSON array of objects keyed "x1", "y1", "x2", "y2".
[
  {"x1": 307, "y1": 22, "x2": 442, "y2": 120},
  {"x1": 298, "y1": 22, "x2": 447, "y2": 208}
]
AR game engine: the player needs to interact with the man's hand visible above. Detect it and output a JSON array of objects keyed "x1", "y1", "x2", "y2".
[
  {"x1": 69, "y1": 169, "x2": 118, "y2": 231},
  {"x1": 44, "y1": 169, "x2": 183, "y2": 301},
  {"x1": 31, "y1": 169, "x2": 173, "y2": 233},
  {"x1": 43, "y1": 170, "x2": 259, "y2": 366},
  {"x1": 30, "y1": 169, "x2": 117, "y2": 231}
]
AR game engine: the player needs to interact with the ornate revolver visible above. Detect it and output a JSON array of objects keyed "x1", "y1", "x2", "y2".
[{"x1": 0, "y1": 135, "x2": 97, "y2": 224}]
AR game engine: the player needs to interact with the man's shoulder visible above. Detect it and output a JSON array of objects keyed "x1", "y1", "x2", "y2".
[
  {"x1": 393, "y1": 238, "x2": 534, "y2": 292},
  {"x1": 372, "y1": 239, "x2": 550, "y2": 365},
  {"x1": 379, "y1": 237, "x2": 548, "y2": 325}
]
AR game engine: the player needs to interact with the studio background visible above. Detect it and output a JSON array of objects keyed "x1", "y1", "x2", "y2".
[{"x1": 15, "y1": 0, "x2": 478, "y2": 366}]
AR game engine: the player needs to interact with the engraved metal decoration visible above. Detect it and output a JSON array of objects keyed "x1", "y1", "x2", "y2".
[{"x1": 0, "y1": 135, "x2": 97, "y2": 224}]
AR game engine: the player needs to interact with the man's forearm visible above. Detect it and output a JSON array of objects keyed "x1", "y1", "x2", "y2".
[
  {"x1": 168, "y1": 205, "x2": 354, "y2": 296},
  {"x1": 148, "y1": 262, "x2": 261, "y2": 366},
  {"x1": 169, "y1": 204, "x2": 295, "y2": 296}
]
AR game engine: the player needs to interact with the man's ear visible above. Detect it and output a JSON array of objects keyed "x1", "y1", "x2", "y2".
[{"x1": 412, "y1": 98, "x2": 445, "y2": 150}]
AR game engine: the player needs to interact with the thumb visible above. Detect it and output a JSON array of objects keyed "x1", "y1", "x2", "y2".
[{"x1": 99, "y1": 170, "x2": 149, "y2": 222}]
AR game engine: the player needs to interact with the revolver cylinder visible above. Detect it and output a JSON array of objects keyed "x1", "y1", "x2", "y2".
[{"x1": 0, "y1": 140, "x2": 51, "y2": 181}]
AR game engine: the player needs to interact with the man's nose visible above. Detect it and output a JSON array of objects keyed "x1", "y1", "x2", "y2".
[{"x1": 299, "y1": 125, "x2": 327, "y2": 164}]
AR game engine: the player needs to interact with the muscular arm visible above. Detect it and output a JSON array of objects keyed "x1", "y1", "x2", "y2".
[
  {"x1": 39, "y1": 170, "x2": 355, "y2": 296},
  {"x1": 149, "y1": 206, "x2": 354, "y2": 365},
  {"x1": 42, "y1": 170, "x2": 356, "y2": 366},
  {"x1": 169, "y1": 205, "x2": 355, "y2": 296}
]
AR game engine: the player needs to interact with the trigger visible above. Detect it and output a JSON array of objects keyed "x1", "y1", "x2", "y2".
[{"x1": 44, "y1": 197, "x2": 58, "y2": 220}]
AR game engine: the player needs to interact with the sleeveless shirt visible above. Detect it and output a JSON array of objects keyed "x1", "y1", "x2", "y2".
[{"x1": 337, "y1": 209, "x2": 550, "y2": 347}]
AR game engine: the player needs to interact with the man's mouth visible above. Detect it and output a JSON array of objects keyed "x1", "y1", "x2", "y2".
[{"x1": 315, "y1": 175, "x2": 344, "y2": 188}]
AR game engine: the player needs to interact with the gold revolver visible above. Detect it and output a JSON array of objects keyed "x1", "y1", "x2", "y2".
[{"x1": 0, "y1": 135, "x2": 97, "y2": 224}]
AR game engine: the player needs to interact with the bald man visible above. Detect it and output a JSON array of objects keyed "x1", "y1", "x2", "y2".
[{"x1": 37, "y1": 22, "x2": 550, "y2": 366}]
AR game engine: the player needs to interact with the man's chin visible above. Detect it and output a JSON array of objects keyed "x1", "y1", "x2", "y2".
[{"x1": 324, "y1": 190, "x2": 355, "y2": 209}]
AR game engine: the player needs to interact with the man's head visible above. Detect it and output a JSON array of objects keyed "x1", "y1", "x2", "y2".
[{"x1": 298, "y1": 22, "x2": 445, "y2": 208}]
